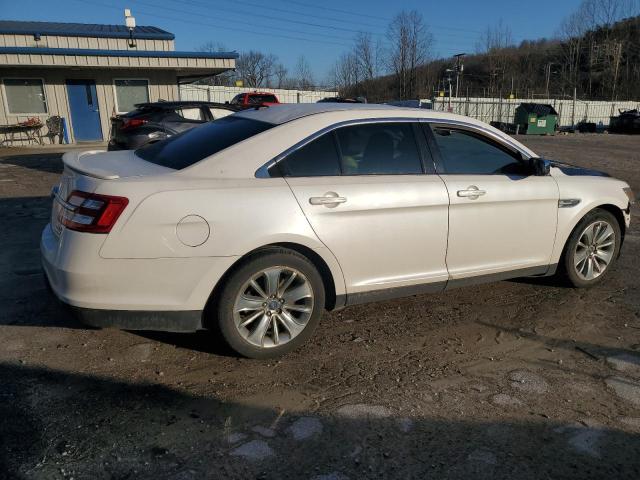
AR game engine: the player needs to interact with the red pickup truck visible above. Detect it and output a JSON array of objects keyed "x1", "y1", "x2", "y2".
[{"x1": 229, "y1": 92, "x2": 280, "y2": 108}]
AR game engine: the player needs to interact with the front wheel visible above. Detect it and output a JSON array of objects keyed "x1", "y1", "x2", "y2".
[
  {"x1": 559, "y1": 209, "x2": 621, "y2": 288},
  {"x1": 215, "y1": 248, "x2": 325, "y2": 359}
]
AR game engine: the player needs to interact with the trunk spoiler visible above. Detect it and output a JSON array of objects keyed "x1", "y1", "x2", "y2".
[
  {"x1": 62, "y1": 150, "x2": 120, "y2": 180},
  {"x1": 62, "y1": 149, "x2": 173, "y2": 180}
]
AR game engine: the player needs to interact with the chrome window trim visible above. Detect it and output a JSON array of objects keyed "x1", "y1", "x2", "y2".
[
  {"x1": 255, "y1": 116, "x2": 532, "y2": 178},
  {"x1": 422, "y1": 119, "x2": 532, "y2": 160},
  {"x1": 255, "y1": 117, "x2": 425, "y2": 178}
]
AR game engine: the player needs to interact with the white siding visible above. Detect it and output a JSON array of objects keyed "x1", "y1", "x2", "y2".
[
  {"x1": 0, "y1": 33, "x2": 174, "y2": 51},
  {"x1": 0, "y1": 68, "x2": 179, "y2": 146}
]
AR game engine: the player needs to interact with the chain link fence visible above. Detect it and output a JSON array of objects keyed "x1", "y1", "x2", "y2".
[{"x1": 429, "y1": 97, "x2": 640, "y2": 127}]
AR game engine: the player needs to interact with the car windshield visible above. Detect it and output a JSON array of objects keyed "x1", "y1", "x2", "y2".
[{"x1": 135, "y1": 116, "x2": 273, "y2": 170}]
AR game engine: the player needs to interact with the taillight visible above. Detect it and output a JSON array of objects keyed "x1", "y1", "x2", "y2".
[
  {"x1": 61, "y1": 190, "x2": 129, "y2": 233},
  {"x1": 120, "y1": 118, "x2": 148, "y2": 131}
]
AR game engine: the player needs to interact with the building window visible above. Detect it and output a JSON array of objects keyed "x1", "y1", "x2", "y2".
[
  {"x1": 3, "y1": 78, "x2": 47, "y2": 114},
  {"x1": 114, "y1": 79, "x2": 149, "y2": 113}
]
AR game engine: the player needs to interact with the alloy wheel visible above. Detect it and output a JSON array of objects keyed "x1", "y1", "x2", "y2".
[
  {"x1": 574, "y1": 220, "x2": 616, "y2": 281},
  {"x1": 233, "y1": 266, "x2": 314, "y2": 348}
]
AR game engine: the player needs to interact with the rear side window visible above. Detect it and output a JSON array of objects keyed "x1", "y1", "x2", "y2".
[
  {"x1": 431, "y1": 127, "x2": 525, "y2": 175},
  {"x1": 276, "y1": 133, "x2": 341, "y2": 177},
  {"x1": 335, "y1": 123, "x2": 423, "y2": 175},
  {"x1": 174, "y1": 107, "x2": 205, "y2": 121},
  {"x1": 136, "y1": 116, "x2": 273, "y2": 170},
  {"x1": 209, "y1": 107, "x2": 233, "y2": 120}
]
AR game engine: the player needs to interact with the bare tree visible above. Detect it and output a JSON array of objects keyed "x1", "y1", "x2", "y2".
[
  {"x1": 236, "y1": 51, "x2": 277, "y2": 88},
  {"x1": 329, "y1": 52, "x2": 359, "y2": 92},
  {"x1": 273, "y1": 63, "x2": 288, "y2": 88},
  {"x1": 198, "y1": 41, "x2": 229, "y2": 53},
  {"x1": 353, "y1": 32, "x2": 383, "y2": 81},
  {"x1": 295, "y1": 56, "x2": 315, "y2": 90},
  {"x1": 197, "y1": 42, "x2": 236, "y2": 86},
  {"x1": 476, "y1": 19, "x2": 514, "y2": 95},
  {"x1": 386, "y1": 10, "x2": 433, "y2": 99}
]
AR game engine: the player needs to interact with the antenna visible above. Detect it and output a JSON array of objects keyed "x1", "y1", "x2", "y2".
[{"x1": 124, "y1": 8, "x2": 137, "y2": 48}]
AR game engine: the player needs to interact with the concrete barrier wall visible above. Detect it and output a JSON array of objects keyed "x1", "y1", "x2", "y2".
[{"x1": 180, "y1": 85, "x2": 338, "y2": 104}]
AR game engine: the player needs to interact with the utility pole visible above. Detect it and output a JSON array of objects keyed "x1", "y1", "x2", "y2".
[
  {"x1": 611, "y1": 42, "x2": 622, "y2": 102},
  {"x1": 453, "y1": 53, "x2": 465, "y2": 98},
  {"x1": 545, "y1": 63, "x2": 551, "y2": 99},
  {"x1": 445, "y1": 69, "x2": 454, "y2": 111}
]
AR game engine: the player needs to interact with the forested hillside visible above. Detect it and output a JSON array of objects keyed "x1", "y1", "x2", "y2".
[{"x1": 341, "y1": 7, "x2": 640, "y2": 102}]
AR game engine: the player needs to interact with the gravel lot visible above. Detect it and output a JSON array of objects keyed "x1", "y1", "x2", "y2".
[{"x1": 1, "y1": 133, "x2": 639, "y2": 480}]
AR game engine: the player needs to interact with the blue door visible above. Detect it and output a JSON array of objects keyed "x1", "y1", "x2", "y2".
[{"x1": 66, "y1": 79, "x2": 102, "y2": 142}]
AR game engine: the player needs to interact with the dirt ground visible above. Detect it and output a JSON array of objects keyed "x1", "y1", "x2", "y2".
[{"x1": 1, "y1": 133, "x2": 639, "y2": 480}]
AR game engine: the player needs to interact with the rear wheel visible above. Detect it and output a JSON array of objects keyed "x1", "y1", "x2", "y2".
[
  {"x1": 215, "y1": 248, "x2": 325, "y2": 359},
  {"x1": 559, "y1": 209, "x2": 621, "y2": 288}
]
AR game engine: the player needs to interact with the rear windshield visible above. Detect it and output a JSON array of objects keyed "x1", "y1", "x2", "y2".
[
  {"x1": 135, "y1": 116, "x2": 273, "y2": 170},
  {"x1": 249, "y1": 94, "x2": 277, "y2": 104}
]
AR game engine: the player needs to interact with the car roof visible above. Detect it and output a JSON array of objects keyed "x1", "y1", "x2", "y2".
[
  {"x1": 234, "y1": 102, "x2": 484, "y2": 126},
  {"x1": 235, "y1": 103, "x2": 407, "y2": 125}
]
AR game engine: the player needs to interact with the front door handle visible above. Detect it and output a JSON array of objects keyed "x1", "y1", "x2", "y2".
[
  {"x1": 457, "y1": 185, "x2": 486, "y2": 200},
  {"x1": 309, "y1": 192, "x2": 347, "y2": 208}
]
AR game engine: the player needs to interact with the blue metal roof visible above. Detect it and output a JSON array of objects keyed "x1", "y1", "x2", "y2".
[
  {"x1": 0, "y1": 20, "x2": 175, "y2": 40},
  {"x1": 0, "y1": 46, "x2": 238, "y2": 60}
]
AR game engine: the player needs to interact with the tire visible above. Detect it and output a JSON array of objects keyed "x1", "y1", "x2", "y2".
[
  {"x1": 558, "y1": 208, "x2": 621, "y2": 288},
  {"x1": 215, "y1": 248, "x2": 325, "y2": 359}
]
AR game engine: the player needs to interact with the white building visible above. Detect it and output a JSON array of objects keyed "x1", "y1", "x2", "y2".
[{"x1": 0, "y1": 19, "x2": 237, "y2": 144}]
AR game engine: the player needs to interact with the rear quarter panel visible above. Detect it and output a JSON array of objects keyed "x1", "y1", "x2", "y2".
[{"x1": 99, "y1": 177, "x2": 324, "y2": 258}]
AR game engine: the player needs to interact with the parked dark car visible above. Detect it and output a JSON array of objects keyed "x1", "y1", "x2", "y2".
[
  {"x1": 108, "y1": 101, "x2": 240, "y2": 150},
  {"x1": 317, "y1": 96, "x2": 367, "y2": 103},
  {"x1": 609, "y1": 109, "x2": 640, "y2": 134}
]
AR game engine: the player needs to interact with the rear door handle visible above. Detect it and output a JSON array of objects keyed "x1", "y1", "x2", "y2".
[
  {"x1": 309, "y1": 192, "x2": 347, "y2": 208},
  {"x1": 457, "y1": 185, "x2": 486, "y2": 199}
]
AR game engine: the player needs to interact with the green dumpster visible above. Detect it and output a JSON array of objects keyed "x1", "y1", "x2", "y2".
[{"x1": 514, "y1": 103, "x2": 558, "y2": 135}]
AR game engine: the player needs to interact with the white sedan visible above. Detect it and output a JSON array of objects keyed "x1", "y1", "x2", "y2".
[{"x1": 41, "y1": 104, "x2": 634, "y2": 358}]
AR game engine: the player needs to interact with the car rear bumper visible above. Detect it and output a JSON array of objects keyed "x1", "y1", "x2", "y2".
[
  {"x1": 41, "y1": 223, "x2": 237, "y2": 332},
  {"x1": 43, "y1": 272, "x2": 202, "y2": 331}
]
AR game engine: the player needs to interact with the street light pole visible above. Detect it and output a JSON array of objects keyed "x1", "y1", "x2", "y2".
[{"x1": 453, "y1": 53, "x2": 465, "y2": 98}]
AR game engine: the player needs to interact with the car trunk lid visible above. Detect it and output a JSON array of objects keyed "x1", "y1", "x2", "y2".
[{"x1": 51, "y1": 150, "x2": 173, "y2": 237}]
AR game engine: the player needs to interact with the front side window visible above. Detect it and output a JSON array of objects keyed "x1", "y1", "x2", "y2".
[
  {"x1": 230, "y1": 94, "x2": 244, "y2": 105},
  {"x1": 136, "y1": 116, "x2": 273, "y2": 170},
  {"x1": 114, "y1": 79, "x2": 149, "y2": 113},
  {"x1": 335, "y1": 123, "x2": 423, "y2": 175},
  {"x1": 3, "y1": 78, "x2": 47, "y2": 113},
  {"x1": 431, "y1": 127, "x2": 526, "y2": 175}
]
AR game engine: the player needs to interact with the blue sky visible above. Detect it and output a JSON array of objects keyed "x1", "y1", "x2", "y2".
[{"x1": 3, "y1": 0, "x2": 583, "y2": 83}]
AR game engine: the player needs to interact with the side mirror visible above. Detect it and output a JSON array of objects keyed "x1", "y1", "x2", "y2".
[{"x1": 530, "y1": 157, "x2": 551, "y2": 176}]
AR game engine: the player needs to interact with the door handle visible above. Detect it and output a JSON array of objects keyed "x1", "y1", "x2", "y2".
[
  {"x1": 309, "y1": 192, "x2": 347, "y2": 208},
  {"x1": 457, "y1": 185, "x2": 486, "y2": 199}
]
